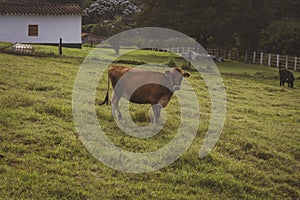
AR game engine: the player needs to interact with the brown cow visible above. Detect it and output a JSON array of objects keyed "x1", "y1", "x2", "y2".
[{"x1": 100, "y1": 66, "x2": 190, "y2": 124}]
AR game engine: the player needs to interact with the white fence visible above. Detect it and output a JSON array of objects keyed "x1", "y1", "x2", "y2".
[
  {"x1": 141, "y1": 47, "x2": 299, "y2": 71},
  {"x1": 245, "y1": 51, "x2": 299, "y2": 71},
  {"x1": 141, "y1": 47, "x2": 198, "y2": 53}
]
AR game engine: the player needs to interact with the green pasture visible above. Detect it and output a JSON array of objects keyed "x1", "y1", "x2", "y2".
[{"x1": 0, "y1": 45, "x2": 299, "y2": 199}]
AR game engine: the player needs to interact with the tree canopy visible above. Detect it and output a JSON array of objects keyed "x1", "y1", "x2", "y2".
[
  {"x1": 135, "y1": 0, "x2": 300, "y2": 55},
  {"x1": 1, "y1": 0, "x2": 299, "y2": 55},
  {"x1": 260, "y1": 18, "x2": 300, "y2": 55},
  {"x1": 86, "y1": 0, "x2": 139, "y2": 23}
]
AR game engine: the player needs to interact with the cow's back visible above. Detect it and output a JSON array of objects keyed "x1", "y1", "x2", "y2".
[{"x1": 109, "y1": 66, "x2": 173, "y2": 106}]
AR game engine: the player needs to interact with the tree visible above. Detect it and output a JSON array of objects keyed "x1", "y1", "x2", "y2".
[
  {"x1": 86, "y1": 0, "x2": 139, "y2": 53},
  {"x1": 260, "y1": 18, "x2": 300, "y2": 55},
  {"x1": 136, "y1": 0, "x2": 300, "y2": 52},
  {"x1": 86, "y1": 0, "x2": 139, "y2": 26},
  {"x1": 136, "y1": 0, "x2": 236, "y2": 49}
]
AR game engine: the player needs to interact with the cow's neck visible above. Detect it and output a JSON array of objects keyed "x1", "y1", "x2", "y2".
[{"x1": 167, "y1": 75, "x2": 175, "y2": 92}]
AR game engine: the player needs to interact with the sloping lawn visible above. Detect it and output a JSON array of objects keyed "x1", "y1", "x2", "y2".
[{"x1": 0, "y1": 48, "x2": 299, "y2": 199}]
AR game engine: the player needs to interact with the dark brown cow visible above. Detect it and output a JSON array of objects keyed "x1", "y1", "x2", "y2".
[
  {"x1": 279, "y1": 62, "x2": 295, "y2": 88},
  {"x1": 100, "y1": 66, "x2": 190, "y2": 124}
]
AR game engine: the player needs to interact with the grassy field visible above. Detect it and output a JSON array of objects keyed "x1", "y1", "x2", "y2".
[{"x1": 0, "y1": 45, "x2": 299, "y2": 199}]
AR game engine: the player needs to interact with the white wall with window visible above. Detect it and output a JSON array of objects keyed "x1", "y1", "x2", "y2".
[{"x1": 0, "y1": 15, "x2": 82, "y2": 45}]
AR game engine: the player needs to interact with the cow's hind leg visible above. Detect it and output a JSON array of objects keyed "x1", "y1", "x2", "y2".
[
  {"x1": 290, "y1": 81, "x2": 294, "y2": 88},
  {"x1": 152, "y1": 104, "x2": 162, "y2": 125},
  {"x1": 111, "y1": 94, "x2": 122, "y2": 120}
]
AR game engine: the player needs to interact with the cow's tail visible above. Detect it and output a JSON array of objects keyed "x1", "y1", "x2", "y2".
[{"x1": 99, "y1": 71, "x2": 110, "y2": 105}]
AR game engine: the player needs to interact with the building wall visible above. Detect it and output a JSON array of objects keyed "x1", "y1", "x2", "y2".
[{"x1": 0, "y1": 15, "x2": 82, "y2": 45}]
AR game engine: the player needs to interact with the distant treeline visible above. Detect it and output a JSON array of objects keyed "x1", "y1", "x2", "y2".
[
  {"x1": 135, "y1": 0, "x2": 300, "y2": 55},
  {"x1": 2, "y1": 0, "x2": 299, "y2": 55}
]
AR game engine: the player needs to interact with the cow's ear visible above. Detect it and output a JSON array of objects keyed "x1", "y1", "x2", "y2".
[
  {"x1": 183, "y1": 72, "x2": 190, "y2": 78},
  {"x1": 165, "y1": 70, "x2": 171, "y2": 76}
]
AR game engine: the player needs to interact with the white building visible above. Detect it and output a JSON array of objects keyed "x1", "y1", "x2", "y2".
[{"x1": 0, "y1": 3, "x2": 84, "y2": 48}]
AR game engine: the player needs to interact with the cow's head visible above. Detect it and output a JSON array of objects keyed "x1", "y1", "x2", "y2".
[{"x1": 165, "y1": 67, "x2": 190, "y2": 91}]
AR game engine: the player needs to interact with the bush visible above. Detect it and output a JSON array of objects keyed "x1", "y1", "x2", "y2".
[
  {"x1": 166, "y1": 56, "x2": 177, "y2": 67},
  {"x1": 181, "y1": 62, "x2": 191, "y2": 70}
]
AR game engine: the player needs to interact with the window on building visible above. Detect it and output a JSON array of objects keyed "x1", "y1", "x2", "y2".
[{"x1": 28, "y1": 25, "x2": 38, "y2": 37}]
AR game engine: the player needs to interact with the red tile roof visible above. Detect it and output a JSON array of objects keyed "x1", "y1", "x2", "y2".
[{"x1": 0, "y1": 3, "x2": 85, "y2": 16}]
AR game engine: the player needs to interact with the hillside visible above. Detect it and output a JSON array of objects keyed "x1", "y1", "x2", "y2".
[{"x1": 0, "y1": 47, "x2": 299, "y2": 199}]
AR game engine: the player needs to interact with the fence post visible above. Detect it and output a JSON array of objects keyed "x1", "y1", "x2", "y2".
[
  {"x1": 188, "y1": 51, "x2": 191, "y2": 68},
  {"x1": 276, "y1": 54, "x2": 280, "y2": 68},
  {"x1": 268, "y1": 53, "x2": 271, "y2": 67},
  {"x1": 285, "y1": 56, "x2": 288, "y2": 69},
  {"x1": 245, "y1": 51, "x2": 248, "y2": 63},
  {"x1": 253, "y1": 51, "x2": 256, "y2": 64},
  {"x1": 59, "y1": 38, "x2": 63, "y2": 56},
  {"x1": 260, "y1": 52, "x2": 263, "y2": 65},
  {"x1": 294, "y1": 57, "x2": 297, "y2": 71},
  {"x1": 172, "y1": 39, "x2": 175, "y2": 53}
]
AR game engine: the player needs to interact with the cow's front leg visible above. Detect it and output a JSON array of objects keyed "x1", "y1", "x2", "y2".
[
  {"x1": 152, "y1": 104, "x2": 162, "y2": 125},
  {"x1": 111, "y1": 95, "x2": 122, "y2": 120}
]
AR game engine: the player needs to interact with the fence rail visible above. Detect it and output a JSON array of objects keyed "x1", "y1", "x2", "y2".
[
  {"x1": 243, "y1": 51, "x2": 299, "y2": 71},
  {"x1": 141, "y1": 47, "x2": 299, "y2": 71}
]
